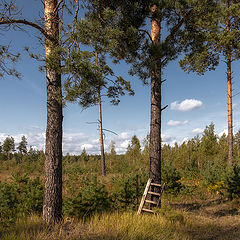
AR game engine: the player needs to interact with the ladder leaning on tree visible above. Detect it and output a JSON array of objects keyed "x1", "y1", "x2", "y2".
[{"x1": 137, "y1": 178, "x2": 165, "y2": 215}]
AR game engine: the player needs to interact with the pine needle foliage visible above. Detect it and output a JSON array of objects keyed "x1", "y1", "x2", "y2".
[{"x1": 63, "y1": 3, "x2": 134, "y2": 107}]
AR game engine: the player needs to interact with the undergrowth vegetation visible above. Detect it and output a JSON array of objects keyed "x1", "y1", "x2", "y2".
[{"x1": 0, "y1": 123, "x2": 240, "y2": 239}]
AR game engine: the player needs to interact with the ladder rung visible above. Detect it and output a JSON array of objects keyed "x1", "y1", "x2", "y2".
[
  {"x1": 145, "y1": 200, "x2": 158, "y2": 204},
  {"x1": 142, "y1": 208, "x2": 154, "y2": 213},
  {"x1": 148, "y1": 191, "x2": 161, "y2": 196},
  {"x1": 150, "y1": 183, "x2": 162, "y2": 187}
]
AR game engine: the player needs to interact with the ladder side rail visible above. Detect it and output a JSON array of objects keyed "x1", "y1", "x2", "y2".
[{"x1": 137, "y1": 178, "x2": 152, "y2": 215}]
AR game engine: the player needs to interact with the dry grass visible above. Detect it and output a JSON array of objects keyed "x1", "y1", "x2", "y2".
[{"x1": 1, "y1": 200, "x2": 240, "y2": 240}]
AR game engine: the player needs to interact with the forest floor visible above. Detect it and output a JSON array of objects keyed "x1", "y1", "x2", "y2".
[
  {"x1": 1, "y1": 197, "x2": 240, "y2": 240},
  {"x1": 168, "y1": 197, "x2": 240, "y2": 240}
]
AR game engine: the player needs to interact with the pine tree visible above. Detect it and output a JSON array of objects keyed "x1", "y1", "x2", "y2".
[
  {"x1": 17, "y1": 135, "x2": 27, "y2": 154},
  {"x1": 3, "y1": 136, "x2": 15, "y2": 160},
  {"x1": 17, "y1": 135, "x2": 28, "y2": 162},
  {"x1": 64, "y1": 5, "x2": 134, "y2": 176},
  {"x1": 0, "y1": 0, "x2": 66, "y2": 224},
  {"x1": 0, "y1": 1, "x2": 20, "y2": 78},
  {"x1": 126, "y1": 135, "x2": 141, "y2": 159},
  {"x1": 180, "y1": 0, "x2": 240, "y2": 166}
]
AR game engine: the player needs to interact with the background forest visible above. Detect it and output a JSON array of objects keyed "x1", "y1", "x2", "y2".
[{"x1": 1, "y1": 122, "x2": 240, "y2": 226}]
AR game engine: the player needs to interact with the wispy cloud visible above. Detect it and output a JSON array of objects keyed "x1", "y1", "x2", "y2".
[
  {"x1": 167, "y1": 120, "x2": 188, "y2": 126},
  {"x1": 192, "y1": 128, "x2": 204, "y2": 134},
  {"x1": 171, "y1": 99, "x2": 203, "y2": 112},
  {"x1": 218, "y1": 129, "x2": 227, "y2": 137},
  {"x1": 0, "y1": 128, "x2": 144, "y2": 155}
]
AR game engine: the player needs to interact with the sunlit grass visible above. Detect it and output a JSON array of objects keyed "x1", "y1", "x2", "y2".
[{"x1": 1, "y1": 203, "x2": 240, "y2": 240}]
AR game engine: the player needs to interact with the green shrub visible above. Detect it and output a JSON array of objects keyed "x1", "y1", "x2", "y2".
[
  {"x1": 201, "y1": 158, "x2": 226, "y2": 186},
  {"x1": 63, "y1": 175, "x2": 111, "y2": 218},
  {"x1": 225, "y1": 165, "x2": 240, "y2": 200},
  {"x1": 162, "y1": 163, "x2": 182, "y2": 194},
  {"x1": 111, "y1": 173, "x2": 147, "y2": 209},
  {"x1": 0, "y1": 181, "x2": 18, "y2": 225},
  {"x1": 0, "y1": 171, "x2": 43, "y2": 227}
]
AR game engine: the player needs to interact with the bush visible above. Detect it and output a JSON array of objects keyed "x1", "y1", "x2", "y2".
[
  {"x1": 111, "y1": 173, "x2": 147, "y2": 209},
  {"x1": 63, "y1": 175, "x2": 111, "y2": 218},
  {"x1": 225, "y1": 165, "x2": 240, "y2": 200},
  {"x1": 201, "y1": 158, "x2": 226, "y2": 186},
  {"x1": 0, "y1": 171, "x2": 43, "y2": 226},
  {"x1": 162, "y1": 163, "x2": 182, "y2": 194}
]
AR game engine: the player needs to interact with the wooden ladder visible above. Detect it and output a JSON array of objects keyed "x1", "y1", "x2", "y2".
[{"x1": 137, "y1": 178, "x2": 165, "y2": 215}]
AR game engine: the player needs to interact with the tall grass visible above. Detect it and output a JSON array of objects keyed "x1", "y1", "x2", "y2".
[
  {"x1": 0, "y1": 211, "x2": 185, "y2": 240},
  {"x1": 1, "y1": 208, "x2": 240, "y2": 240}
]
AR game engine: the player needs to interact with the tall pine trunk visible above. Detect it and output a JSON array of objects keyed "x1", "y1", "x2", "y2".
[
  {"x1": 149, "y1": 5, "x2": 162, "y2": 185},
  {"x1": 227, "y1": 50, "x2": 233, "y2": 166},
  {"x1": 226, "y1": 0, "x2": 233, "y2": 166},
  {"x1": 42, "y1": 0, "x2": 63, "y2": 224}
]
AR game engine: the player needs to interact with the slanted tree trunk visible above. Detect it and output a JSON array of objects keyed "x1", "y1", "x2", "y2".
[
  {"x1": 42, "y1": 0, "x2": 63, "y2": 224},
  {"x1": 149, "y1": 5, "x2": 162, "y2": 185}
]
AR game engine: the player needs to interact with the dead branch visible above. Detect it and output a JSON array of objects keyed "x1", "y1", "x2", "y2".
[{"x1": 0, "y1": 19, "x2": 53, "y2": 41}]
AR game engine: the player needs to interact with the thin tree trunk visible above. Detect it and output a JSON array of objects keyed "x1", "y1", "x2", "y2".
[
  {"x1": 226, "y1": 0, "x2": 233, "y2": 167},
  {"x1": 149, "y1": 4, "x2": 162, "y2": 201},
  {"x1": 227, "y1": 50, "x2": 233, "y2": 166},
  {"x1": 42, "y1": 0, "x2": 63, "y2": 224},
  {"x1": 95, "y1": 52, "x2": 106, "y2": 176},
  {"x1": 98, "y1": 87, "x2": 106, "y2": 176}
]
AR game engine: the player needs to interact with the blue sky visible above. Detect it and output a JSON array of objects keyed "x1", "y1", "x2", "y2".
[{"x1": 1, "y1": 1, "x2": 240, "y2": 155}]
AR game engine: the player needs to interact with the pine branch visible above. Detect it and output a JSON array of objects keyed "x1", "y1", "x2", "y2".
[
  {"x1": 163, "y1": 9, "x2": 193, "y2": 45},
  {"x1": 54, "y1": 0, "x2": 65, "y2": 14},
  {"x1": 0, "y1": 19, "x2": 53, "y2": 41},
  {"x1": 139, "y1": 29, "x2": 152, "y2": 42},
  {"x1": 74, "y1": 0, "x2": 79, "y2": 21}
]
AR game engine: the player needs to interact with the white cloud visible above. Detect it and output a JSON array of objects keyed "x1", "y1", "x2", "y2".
[
  {"x1": 171, "y1": 99, "x2": 203, "y2": 112},
  {"x1": 218, "y1": 129, "x2": 227, "y2": 137},
  {"x1": 162, "y1": 134, "x2": 173, "y2": 143},
  {"x1": 167, "y1": 120, "x2": 188, "y2": 126},
  {"x1": 81, "y1": 144, "x2": 94, "y2": 150},
  {"x1": 181, "y1": 137, "x2": 189, "y2": 143},
  {"x1": 233, "y1": 103, "x2": 238, "y2": 110},
  {"x1": 192, "y1": 128, "x2": 204, "y2": 134},
  {"x1": 119, "y1": 132, "x2": 130, "y2": 140}
]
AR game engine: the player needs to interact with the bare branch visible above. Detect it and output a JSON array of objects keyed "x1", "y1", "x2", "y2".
[
  {"x1": 74, "y1": 0, "x2": 79, "y2": 21},
  {"x1": 54, "y1": 0, "x2": 65, "y2": 14},
  {"x1": 0, "y1": 19, "x2": 52, "y2": 41},
  {"x1": 86, "y1": 121, "x2": 99, "y2": 124},
  {"x1": 161, "y1": 105, "x2": 168, "y2": 111},
  {"x1": 139, "y1": 29, "x2": 152, "y2": 42},
  {"x1": 102, "y1": 128, "x2": 118, "y2": 136}
]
